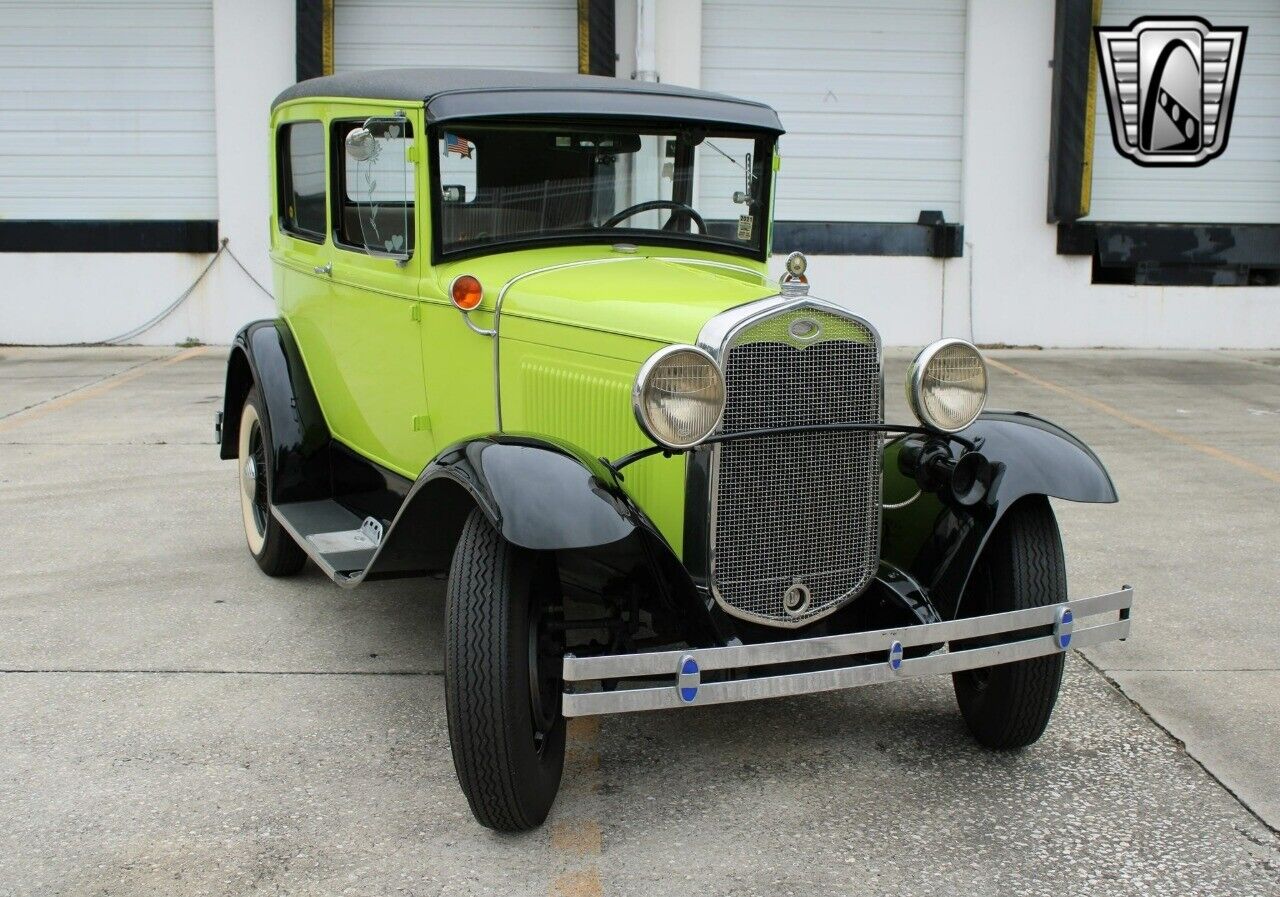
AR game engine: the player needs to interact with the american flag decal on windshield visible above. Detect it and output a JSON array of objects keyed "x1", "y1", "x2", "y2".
[{"x1": 444, "y1": 132, "x2": 473, "y2": 158}]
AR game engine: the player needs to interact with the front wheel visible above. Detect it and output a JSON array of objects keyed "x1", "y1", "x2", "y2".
[
  {"x1": 952, "y1": 497, "x2": 1067, "y2": 749},
  {"x1": 444, "y1": 508, "x2": 566, "y2": 831}
]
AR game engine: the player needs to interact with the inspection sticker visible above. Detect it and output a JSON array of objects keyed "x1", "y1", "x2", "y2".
[{"x1": 737, "y1": 215, "x2": 754, "y2": 240}]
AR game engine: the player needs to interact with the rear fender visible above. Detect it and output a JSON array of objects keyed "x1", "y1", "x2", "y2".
[
  {"x1": 219, "y1": 320, "x2": 330, "y2": 504},
  {"x1": 883, "y1": 411, "x2": 1117, "y2": 619}
]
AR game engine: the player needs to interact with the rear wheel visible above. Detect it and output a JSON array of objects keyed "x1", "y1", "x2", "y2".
[
  {"x1": 952, "y1": 497, "x2": 1067, "y2": 749},
  {"x1": 237, "y1": 388, "x2": 306, "y2": 577},
  {"x1": 445, "y1": 508, "x2": 566, "y2": 831}
]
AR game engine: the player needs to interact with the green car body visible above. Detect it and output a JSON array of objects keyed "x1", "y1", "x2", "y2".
[{"x1": 220, "y1": 70, "x2": 1131, "y2": 832}]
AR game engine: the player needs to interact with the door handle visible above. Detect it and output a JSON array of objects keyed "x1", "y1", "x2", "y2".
[{"x1": 313, "y1": 262, "x2": 332, "y2": 276}]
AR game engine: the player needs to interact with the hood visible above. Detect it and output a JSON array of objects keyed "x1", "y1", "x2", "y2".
[{"x1": 439, "y1": 248, "x2": 778, "y2": 346}]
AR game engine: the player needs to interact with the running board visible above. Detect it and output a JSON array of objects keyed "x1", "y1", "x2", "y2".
[{"x1": 272, "y1": 500, "x2": 384, "y2": 580}]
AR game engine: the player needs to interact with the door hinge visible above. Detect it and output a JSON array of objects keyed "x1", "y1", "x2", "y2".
[
  {"x1": 410, "y1": 303, "x2": 421, "y2": 322},
  {"x1": 411, "y1": 413, "x2": 432, "y2": 433},
  {"x1": 405, "y1": 144, "x2": 419, "y2": 164}
]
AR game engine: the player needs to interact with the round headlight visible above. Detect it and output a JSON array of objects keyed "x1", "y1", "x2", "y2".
[
  {"x1": 906, "y1": 339, "x2": 988, "y2": 433},
  {"x1": 633, "y1": 346, "x2": 725, "y2": 450}
]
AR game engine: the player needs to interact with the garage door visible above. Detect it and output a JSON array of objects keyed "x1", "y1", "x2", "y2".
[
  {"x1": 1087, "y1": 0, "x2": 1280, "y2": 223},
  {"x1": 701, "y1": 0, "x2": 966, "y2": 223},
  {"x1": 0, "y1": 0, "x2": 216, "y2": 220},
  {"x1": 334, "y1": 0, "x2": 578, "y2": 74}
]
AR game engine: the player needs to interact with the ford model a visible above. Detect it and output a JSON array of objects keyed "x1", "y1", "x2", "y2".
[{"x1": 217, "y1": 70, "x2": 1132, "y2": 831}]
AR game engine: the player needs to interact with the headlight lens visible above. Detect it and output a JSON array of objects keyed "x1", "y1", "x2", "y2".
[
  {"x1": 907, "y1": 339, "x2": 988, "y2": 433},
  {"x1": 633, "y1": 346, "x2": 725, "y2": 449}
]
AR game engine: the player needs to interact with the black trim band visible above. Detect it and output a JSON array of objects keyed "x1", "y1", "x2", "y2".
[
  {"x1": 0, "y1": 220, "x2": 219, "y2": 253},
  {"x1": 296, "y1": 0, "x2": 329, "y2": 82},
  {"x1": 1059, "y1": 222, "x2": 1280, "y2": 286},
  {"x1": 581, "y1": 0, "x2": 616, "y2": 77},
  {"x1": 1058, "y1": 222, "x2": 1280, "y2": 265},
  {"x1": 773, "y1": 221, "x2": 964, "y2": 258},
  {"x1": 1047, "y1": 0, "x2": 1100, "y2": 223}
]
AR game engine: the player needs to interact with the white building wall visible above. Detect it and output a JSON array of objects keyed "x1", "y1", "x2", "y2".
[
  {"x1": 0, "y1": 0, "x2": 294, "y2": 346},
  {"x1": 2, "y1": 0, "x2": 1276, "y2": 347}
]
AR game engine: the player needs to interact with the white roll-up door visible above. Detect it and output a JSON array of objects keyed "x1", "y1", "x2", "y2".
[
  {"x1": 701, "y1": 0, "x2": 966, "y2": 223},
  {"x1": 1088, "y1": 0, "x2": 1280, "y2": 223},
  {"x1": 0, "y1": 0, "x2": 216, "y2": 220},
  {"x1": 334, "y1": 0, "x2": 578, "y2": 74}
]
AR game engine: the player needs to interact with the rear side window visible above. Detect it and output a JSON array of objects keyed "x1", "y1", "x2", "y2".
[{"x1": 278, "y1": 122, "x2": 326, "y2": 241}]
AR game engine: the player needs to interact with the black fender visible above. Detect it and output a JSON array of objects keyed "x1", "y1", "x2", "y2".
[
  {"x1": 219, "y1": 319, "x2": 331, "y2": 504},
  {"x1": 359, "y1": 434, "x2": 724, "y2": 646},
  {"x1": 882, "y1": 411, "x2": 1117, "y2": 619}
]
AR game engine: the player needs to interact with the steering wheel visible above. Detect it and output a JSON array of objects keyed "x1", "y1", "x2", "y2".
[{"x1": 602, "y1": 200, "x2": 706, "y2": 233}]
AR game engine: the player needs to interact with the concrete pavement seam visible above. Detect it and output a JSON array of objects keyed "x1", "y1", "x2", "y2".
[
  {"x1": 1077, "y1": 651, "x2": 1280, "y2": 837},
  {"x1": 0, "y1": 354, "x2": 167, "y2": 422},
  {"x1": 986, "y1": 356, "x2": 1280, "y2": 485},
  {"x1": 0, "y1": 668, "x2": 445, "y2": 676},
  {"x1": 0, "y1": 346, "x2": 207, "y2": 433}
]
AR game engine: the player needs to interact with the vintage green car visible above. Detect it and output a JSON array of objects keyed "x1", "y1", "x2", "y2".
[{"x1": 217, "y1": 69, "x2": 1132, "y2": 831}]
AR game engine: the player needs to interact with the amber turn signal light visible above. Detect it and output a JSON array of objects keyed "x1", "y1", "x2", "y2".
[{"x1": 450, "y1": 274, "x2": 483, "y2": 311}]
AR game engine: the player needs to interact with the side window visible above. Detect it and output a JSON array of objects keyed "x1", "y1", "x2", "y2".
[
  {"x1": 334, "y1": 118, "x2": 414, "y2": 260},
  {"x1": 278, "y1": 122, "x2": 326, "y2": 241}
]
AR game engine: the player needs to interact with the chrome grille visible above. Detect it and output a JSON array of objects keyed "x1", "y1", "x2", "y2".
[{"x1": 711, "y1": 307, "x2": 881, "y2": 626}]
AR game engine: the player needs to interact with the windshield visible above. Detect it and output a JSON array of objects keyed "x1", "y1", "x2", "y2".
[{"x1": 432, "y1": 122, "x2": 773, "y2": 258}]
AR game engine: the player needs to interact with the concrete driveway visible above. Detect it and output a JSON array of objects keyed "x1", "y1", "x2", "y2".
[{"x1": 0, "y1": 345, "x2": 1276, "y2": 897}]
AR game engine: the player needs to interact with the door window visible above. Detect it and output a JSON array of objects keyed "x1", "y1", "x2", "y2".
[
  {"x1": 333, "y1": 118, "x2": 415, "y2": 260},
  {"x1": 278, "y1": 122, "x2": 326, "y2": 241}
]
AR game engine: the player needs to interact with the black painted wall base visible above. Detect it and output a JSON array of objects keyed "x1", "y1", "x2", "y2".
[
  {"x1": 1059, "y1": 222, "x2": 1280, "y2": 286},
  {"x1": 0, "y1": 220, "x2": 219, "y2": 253},
  {"x1": 773, "y1": 220, "x2": 964, "y2": 258}
]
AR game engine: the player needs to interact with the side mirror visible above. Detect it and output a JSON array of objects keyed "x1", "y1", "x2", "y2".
[{"x1": 345, "y1": 127, "x2": 376, "y2": 162}]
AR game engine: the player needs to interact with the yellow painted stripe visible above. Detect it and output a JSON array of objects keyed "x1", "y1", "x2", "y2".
[
  {"x1": 322, "y1": 0, "x2": 334, "y2": 76},
  {"x1": 0, "y1": 347, "x2": 208, "y2": 434},
  {"x1": 550, "y1": 715, "x2": 604, "y2": 897},
  {"x1": 551, "y1": 869, "x2": 602, "y2": 897},
  {"x1": 986, "y1": 356, "x2": 1280, "y2": 486},
  {"x1": 577, "y1": 0, "x2": 590, "y2": 75},
  {"x1": 1079, "y1": 0, "x2": 1102, "y2": 216}
]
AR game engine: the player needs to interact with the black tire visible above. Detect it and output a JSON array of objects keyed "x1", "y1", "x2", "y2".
[
  {"x1": 237, "y1": 387, "x2": 307, "y2": 577},
  {"x1": 444, "y1": 508, "x2": 566, "y2": 831},
  {"x1": 952, "y1": 497, "x2": 1067, "y2": 749}
]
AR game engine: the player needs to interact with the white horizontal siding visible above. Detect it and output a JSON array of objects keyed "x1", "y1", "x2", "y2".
[
  {"x1": 0, "y1": 0, "x2": 216, "y2": 221},
  {"x1": 701, "y1": 0, "x2": 966, "y2": 222},
  {"x1": 1087, "y1": 0, "x2": 1280, "y2": 223},
  {"x1": 334, "y1": 0, "x2": 578, "y2": 74}
]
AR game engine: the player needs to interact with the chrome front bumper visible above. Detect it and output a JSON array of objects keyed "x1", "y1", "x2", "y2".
[{"x1": 561, "y1": 586, "x2": 1133, "y2": 717}]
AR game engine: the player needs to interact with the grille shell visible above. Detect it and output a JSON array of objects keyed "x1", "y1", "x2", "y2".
[{"x1": 709, "y1": 306, "x2": 882, "y2": 626}]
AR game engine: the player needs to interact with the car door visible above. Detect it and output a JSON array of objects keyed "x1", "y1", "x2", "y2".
[{"x1": 316, "y1": 104, "x2": 433, "y2": 479}]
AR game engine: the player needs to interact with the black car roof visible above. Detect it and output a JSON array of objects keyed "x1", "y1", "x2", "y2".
[{"x1": 272, "y1": 68, "x2": 784, "y2": 133}]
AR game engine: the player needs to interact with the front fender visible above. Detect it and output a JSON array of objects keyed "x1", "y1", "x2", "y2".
[
  {"x1": 883, "y1": 411, "x2": 1117, "y2": 618},
  {"x1": 360, "y1": 434, "x2": 723, "y2": 645},
  {"x1": 358, "y1": 435, "x2": 637, "y2": 580}
]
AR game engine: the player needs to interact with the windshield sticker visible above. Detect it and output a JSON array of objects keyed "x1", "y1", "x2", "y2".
[
  {"x1": 444, "y1": 132, "x2": 473, "y2": 158},
  {"x1": 737, "y1": 215, "x2": 754, "y2": 240}
]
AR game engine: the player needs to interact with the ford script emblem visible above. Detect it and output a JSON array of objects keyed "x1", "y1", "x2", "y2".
[
  {"x1": 1055, "y1": 606, "x2": 1074, "y2": 650},
  {"x1": 676, "y1": 654, "x2": 700, "y2": 704}
]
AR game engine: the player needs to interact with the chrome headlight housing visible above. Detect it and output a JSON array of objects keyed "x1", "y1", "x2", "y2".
[
  {"x1": 906, "y1": 338, "x2": 988, "y2": 433},
  {"x1": 632, "y1": 345, "x2": 726, "y2": 450}
]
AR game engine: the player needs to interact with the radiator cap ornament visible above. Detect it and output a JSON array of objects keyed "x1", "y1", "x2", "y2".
[{"x1": 780, "y1": 252, "x2": 809, "y2": 296}]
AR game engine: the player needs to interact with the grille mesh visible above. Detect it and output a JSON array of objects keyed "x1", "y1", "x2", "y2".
[{"x1": 711, "y1": 308, "x2": 882, "y2": 625}]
